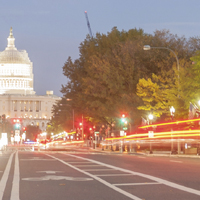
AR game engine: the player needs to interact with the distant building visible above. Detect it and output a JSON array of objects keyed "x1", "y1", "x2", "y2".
[{"x1": 0, "y1": 28, "x2": 60, "y2": 134}]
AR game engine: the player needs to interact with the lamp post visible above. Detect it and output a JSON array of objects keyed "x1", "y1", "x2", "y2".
[
  {"x1": 170, "y1": 106, "x2": 175, "y2": 154},
  {"x1": 170, "y1": 106, "x2": 175, "y2": 120},
  {"x1": 144, "y1": 45, "x2": 181, "y2": 154},
  {"x1": 143, "y1": 45, "x2": 180, "y2": 96},
  {"x1": 148, "y1": 114, "x2": 154, "y2": 154}
]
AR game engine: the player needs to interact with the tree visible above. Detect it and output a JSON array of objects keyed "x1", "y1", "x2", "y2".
[
  {"x1": 48, "y1": 98, "x2": 74, "y2": 134},
  {"x1": 61, "y1": 27, "x2": 200, "y2": 128},
  {"x1": 61, "y1": 27, "x2": 149, "y2": 128},
  {"x1": 26, "y1": 125, "x2": 41, "y2": 141}
]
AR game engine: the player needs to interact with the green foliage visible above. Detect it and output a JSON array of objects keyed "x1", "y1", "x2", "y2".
[
  {"x1": 60, "y1": 27, "x2": 200, "y2": 128},
  {"x1": 48, "y1": 98, "x2": 74, "y2": 134},
  {"x1": 26, "y1": 125, "x2": 41, "y2": 141}
]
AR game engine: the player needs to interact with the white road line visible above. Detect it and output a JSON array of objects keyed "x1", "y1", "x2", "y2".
[
  {"x1": 84, "y1": 169, "x2": 117, "y2": 171},
  {"x1": 170, "y1": 160, "x2": 182, "y2": 163},
  {"x1": 96, "y1": 174, "x2": 134, "y2": 177},
  {"x1": 46, "y1": 154, "x2": 142, "y2": 200},
  {"x1": 113, "y1": 182, "x2": 162, "y2": 186},
  {"x1": 10, "y1": 151, "x2": 20, "y2": 200},
  {"x1": 138, "y1": 157, "x2": 146, "y2": 159},
  {"x1": 73, "y1": 165, "x2": 101, "y2": 167},
  {"x1": 67, "y1": 162, "x2": 91, "y2": 164},
  {"x1": 67, "y1": 154, "x2": 200, "y2": 196},
  {"x1": 0, "y1": 151, "x2": 15, "y2": 199}
]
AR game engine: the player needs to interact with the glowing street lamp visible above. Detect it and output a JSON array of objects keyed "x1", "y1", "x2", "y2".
[
  {"x1": 148, "y1": 114, "x2": 153, "y2": 120},
  {"x1": 170, "y1": 106, "x2": 175, "y2": 120}
]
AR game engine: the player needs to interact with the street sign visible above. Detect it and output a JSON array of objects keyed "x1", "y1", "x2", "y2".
[
  {"x1": 120, "y1": 131, "x2": 125, "y2": 136},
  {"x1": 95, "y1": 131, "x2": 99, "y2": 135},
  {"x1": 148, "y1": 131, "x2": 154, "y2": 138},
  {"x1": 15, "y1": 130, "x2": 20, "y2": 142}
]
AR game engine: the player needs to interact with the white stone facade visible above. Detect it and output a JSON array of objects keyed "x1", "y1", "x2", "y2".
[{"x1": 0, "y1": 93, "x2": 60, "y2": 131}]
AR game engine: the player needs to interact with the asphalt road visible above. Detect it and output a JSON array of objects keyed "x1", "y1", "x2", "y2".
[{"x1": 0, "y1": 147, "x2": 200, "y2": 200}]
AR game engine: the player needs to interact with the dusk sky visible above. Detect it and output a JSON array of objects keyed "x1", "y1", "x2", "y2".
[{"x1": 0, "y1": 0, "x2": 200, "y2": 97}]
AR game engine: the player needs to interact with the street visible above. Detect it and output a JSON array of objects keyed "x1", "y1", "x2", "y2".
[{"x1": 0, "y1": 147, "x2": 200, "y2": 200}]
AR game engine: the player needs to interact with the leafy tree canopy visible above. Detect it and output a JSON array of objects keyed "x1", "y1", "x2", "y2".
[{"x1": 61, "y1": 27, "x2": 200, "y2": 127}]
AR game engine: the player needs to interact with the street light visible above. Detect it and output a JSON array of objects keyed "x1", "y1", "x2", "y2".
[
  {"x1": 148, "y1": 114, "x2": 154, "y2": 121},
  {"x1": 170, "y1": 106, "x2": 175, "y2": 120},
  {"x1": 143, "y1": 45, "x2": 180, "y2": 96},
  {"x1": 147, "y1": 114, "x2": 154, "y2": 154}
]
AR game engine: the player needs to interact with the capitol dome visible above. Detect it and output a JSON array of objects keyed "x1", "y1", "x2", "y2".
[
  {"x1": 0, "y1": 28, "x2": 35, "y2": 95},
  {"x1": 0, "y1": 49, "x2": 31, "y2": 64}
]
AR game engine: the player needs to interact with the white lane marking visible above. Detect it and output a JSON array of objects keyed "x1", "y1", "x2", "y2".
[
  {"x1": 46, "y1": 154, "x2": 142, "y2": 200},
  {"x1": 20, "y1": 158, "x2": 55, "y2": 161},
  {"x1": 67, "y1": 162, "x2": 91, "y2": 164},
  {"x1": 37, "y1": 171, "x2": 64, "y2": 174},
  {"x1": 84, "y1": 169, "x2": 117, "y2": 172},
  {"x1": 0, "y1": 152, "x2": 15, "y2": 199},
  {"x1": 138, "y1": 157, "x2": 146, "y2": 159},
  {"x1": 22, "y1": 175, "x2": 93, "y2": 181},
  {"x1": 10, "y1": 151, "x2": 20, "y2": 200},
  {"x1": 96, "y1": 174, "x2": 134, "y2": 177},
  {"x1": 114, "y1": 182, "x2": 162, "y2": 186},
  {"x1": 68, "y1": 154, "x2": 200, "y2": 196},
  {"x1": 170, "y1": 160, "x2": 182, "y2": 163},
  {"x1": 73, "y1": 165, "x2": 101, "y2": 167}
]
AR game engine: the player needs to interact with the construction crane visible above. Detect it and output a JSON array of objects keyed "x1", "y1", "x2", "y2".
[{"x1": 84, "y1": 11, "x2": 93, "y2": 38}]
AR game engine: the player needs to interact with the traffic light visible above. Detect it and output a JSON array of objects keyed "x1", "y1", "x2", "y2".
[
  {"x1": 121, "y1": 114, "x2": 126, "y2": 123},
  {"x1": 22, "y1": 127, "x2": 27, "y2": 133},
  {"x1": 121, "y1": 114, "x2": 128, "y2": 130},
  {"x1": 12, "y1": 118, "x2": 21, "y2": 130},
  {"x1": 2, "y1": 114, "x2": 5, "y2": 123}
]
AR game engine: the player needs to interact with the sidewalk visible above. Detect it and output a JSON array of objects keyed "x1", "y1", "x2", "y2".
[{"x1": 88, "y1": 145, "x2": 200, "y2": 158}]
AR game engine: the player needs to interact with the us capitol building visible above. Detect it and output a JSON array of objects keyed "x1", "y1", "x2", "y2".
[{"x1": 0, "y1": 28, "x2": 60, "y2": 133}]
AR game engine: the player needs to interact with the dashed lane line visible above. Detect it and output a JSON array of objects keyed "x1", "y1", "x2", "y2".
[
  {"x1": 67, "y1": 162, "x2": 91, "y2": 164},
  {"x1": 170, "y1": 160, "x2": 182, "y2": 163},
  {"x1": 46, "y1": 154, "x2": 142, "y2": 200},
  {"x1": 113, "y1": 182, "x2": 162, "y2": 186},
  {"x1": 67, "y1": 154, "x2": 200, "y2": 197},
  {"x1": 73, "y1": 165, "x2": 103, "y2": 167},
  {"x1": 83, "y1": 169, "x2": 117, "y2": 172},
  {"x1": 95, "y1": 174, "x2": 134, "y2": 177}
]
